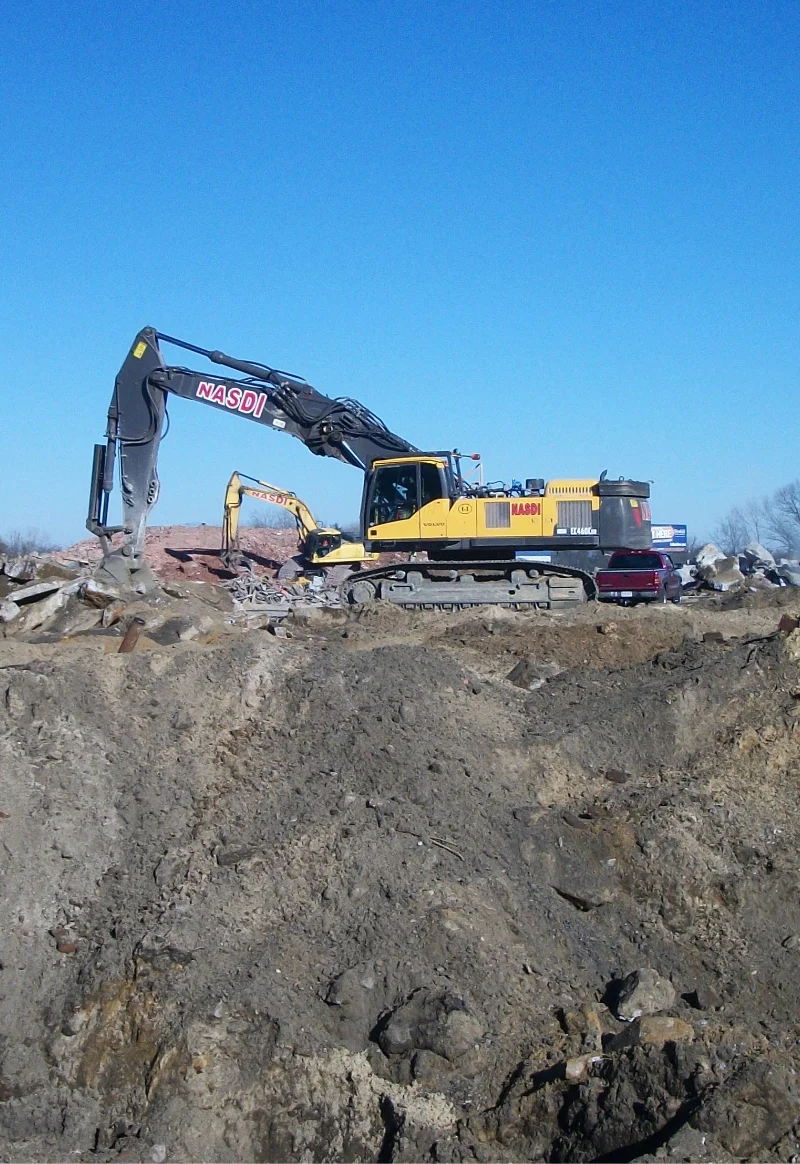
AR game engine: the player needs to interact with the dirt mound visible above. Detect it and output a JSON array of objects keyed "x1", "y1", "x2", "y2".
[
  {"x1": 1, "y1": 598, "x2": 800, "y2": 1161},
  {"x1": 57, "y1": 525, "x2": 299, "y2": 583}
]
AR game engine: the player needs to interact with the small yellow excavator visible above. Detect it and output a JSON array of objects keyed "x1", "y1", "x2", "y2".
[{"x1": 221, "y1": 471, "x2": 379, "y2": 581}]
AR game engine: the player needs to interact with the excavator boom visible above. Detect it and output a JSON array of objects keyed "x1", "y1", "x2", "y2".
[{"x1": 87, "y1": 327, "x2": 416, "y2": 580}]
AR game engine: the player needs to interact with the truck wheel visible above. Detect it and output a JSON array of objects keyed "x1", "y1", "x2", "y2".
[
  {"x1": 347, "y1": 579, "x2": 377, "y2": 606},
  {"x1": 670, "y1": 590, "x2": 682, "y2": 604}
]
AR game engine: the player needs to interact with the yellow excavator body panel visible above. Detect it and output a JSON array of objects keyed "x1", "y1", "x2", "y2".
[{"x1": 365, "y1": 457, "x2": 603, "y2": 548}]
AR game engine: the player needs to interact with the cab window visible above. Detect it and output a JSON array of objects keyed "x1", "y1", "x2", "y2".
[
  {"x1": 369, "y1": 465, "x2": 419, "y2": 526},
  {"x1": 420, "y1": 461, "x2": 445, "y2": 507}
]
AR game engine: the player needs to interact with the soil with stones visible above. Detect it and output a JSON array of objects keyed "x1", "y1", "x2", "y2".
[{"x1": 1, "y1": 589, "x2": 800, "y2": 1162}]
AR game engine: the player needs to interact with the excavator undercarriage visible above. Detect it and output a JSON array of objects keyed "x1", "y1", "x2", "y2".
[{"x1": 341, "y1": 560, "x2": 591, "y2": 609}]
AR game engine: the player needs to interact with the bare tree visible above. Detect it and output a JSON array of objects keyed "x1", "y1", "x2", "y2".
[
  {"x1": 243, "y1": 508, "x2": 296, "y2": 531},
  {"x1": 0, "y1": 529, "x2": 59, "y2": 556},
  {"x1": 709, "y1": 508, "x2": 750, "y2": 556},
  {"x1": 741, "y1": 498, "x2": 770, "y2": 545},
  {"x1": 767, "y1": 480, "x2": 800, "y2": 556}
]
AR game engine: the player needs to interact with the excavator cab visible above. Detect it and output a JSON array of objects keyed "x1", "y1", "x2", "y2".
[{"x1": 362, "y1": 456, "x2": 451, "y2": 541}]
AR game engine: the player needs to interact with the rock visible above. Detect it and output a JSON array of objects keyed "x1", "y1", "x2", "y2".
[
  {"x1": 101, "y1": 600, "x2": 127, "y2": 628},
  {"x1": 692, "y1": 1061, "x2": 800, "y2": 1158},
  {"x1": 626, "y1": 1015, "x2": 694, "y2": 1046},
  {"x1": 149, "y1": 1146, "x2": 167, "y2": 1164},
  {"x1": 614, "y1": 968, "x2": 676, "y2": 1021},
  {"x1": 56, "y1": 941, "x2": 78, "y2": 955},
  {"x1": 216, "y1": 845, "x2": 258, "y2": 867},
  {"x1": 781, "y1": 933, "x2": 799, "y2": 950},
  {"x1": 377, "y1": 991, "x2": 484, "y2": 1062},
  {"x1": 565, "y1": 1052, "x2": 604, "y2": 1081},
  {"x1": 686, "y1": 983, "x2": 723, "y2": 1010},
  {"x1": 506, "y1": 658, "x2": 562, "y2": 690},
  {"x1": 172, "y1": 581, "x2": 235, "y2": 611},
  {"x1": 0, "y1": 600, "x2": 20, "y2": 623},
  {"x1": 411, "y1": 1049, "x2": 452, "y2": 1085},
  {"x1": 785, "y1": 629, "x2": 800, "y2": 662},
  {"x1": 677, "y1": 563, "x2": 697, "y2": 586},
  {"x1": 702, "y1": 631, "x2": 724, "y2": 643},
  {"x1": 399, "y1": 701, "x2": 417, "y2": 725},
  {"x1": 147, "y1": 617, "x2": 201, "y2": 646},
  {"x1": 604, "y1": 768, "x2": 629, "y2": 783},
  {"x1": 778, "y1": 615, "x2": 800, "y2": 635}
]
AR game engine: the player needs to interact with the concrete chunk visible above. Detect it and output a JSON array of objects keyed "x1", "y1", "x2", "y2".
[
  {"x1": 9, "y1": 580, "x2": 62, "y2": 603},
  {"x1": 743, "y1": 541, "x2": 776, "y2": 570}
]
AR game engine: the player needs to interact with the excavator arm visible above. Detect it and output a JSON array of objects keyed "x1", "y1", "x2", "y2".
[{"x1": 87, "y1": 328, "x2": 416, "y2": 579}]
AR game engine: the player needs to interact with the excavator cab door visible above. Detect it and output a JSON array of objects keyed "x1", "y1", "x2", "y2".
[{"x1": 366, "y1": 462, "x2": 422, "y2": 539}]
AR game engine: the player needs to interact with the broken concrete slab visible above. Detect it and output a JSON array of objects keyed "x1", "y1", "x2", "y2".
[
  {"x1": 777, "y1": 564, "x2": 800, "y2": 587},
  {"x1": 743, "y1": 542, "x2": 777, "y2": 571},
  {"x1": 11, "y1": 586, "x2": 72, "y2": 634},
  {"x1": 8, "y1": 580, "x2": 63, "y2": 604},
  {"x1": 696, "y1": 543, "x2": 726, "y2": 569},
  {"x1": 1, "y1": 556, "x2": 39, "y2": 582},
  {"x1": 0, "y1": 600, "x2": 20, "y2": 623},
  {"x1": 696, "y1": 554, "x2": 745, "y2": 591}
]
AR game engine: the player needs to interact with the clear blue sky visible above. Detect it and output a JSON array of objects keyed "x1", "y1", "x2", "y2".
[{"x1": 1, "y1": 0, "x2": 797, "y2": 546}]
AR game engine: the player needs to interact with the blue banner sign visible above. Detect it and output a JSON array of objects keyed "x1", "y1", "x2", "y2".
[{"x1": 652, "y1": 523, "x2": 688, "y2": 549}]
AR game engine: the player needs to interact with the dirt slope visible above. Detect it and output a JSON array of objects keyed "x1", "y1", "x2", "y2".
[{"x1": 1, "y1": 593, "x2": 800, "y2": 1162}]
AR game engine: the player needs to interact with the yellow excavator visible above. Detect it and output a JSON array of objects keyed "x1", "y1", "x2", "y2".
[
  {"x1": 221, "y1": 471, "x2": 378, "y2": 581},
  {"x1": 88, "y1": 328, "x2": 653, "y2": 608}
]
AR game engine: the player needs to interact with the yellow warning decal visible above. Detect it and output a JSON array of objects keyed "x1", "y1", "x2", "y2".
[{"x1": 132, "y1": 341, "x2": 147, "y2": 359}]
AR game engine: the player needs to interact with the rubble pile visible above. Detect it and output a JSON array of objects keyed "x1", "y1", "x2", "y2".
[
  {"x1": 0, "y1": 546, "x2": 347, "y2": 646},
  {"x1": 223, "y1": 570, "x2": 344, "y2": 615},
  {"x1": 692, "y1": 541, "x2": 800, "y2": 594}
]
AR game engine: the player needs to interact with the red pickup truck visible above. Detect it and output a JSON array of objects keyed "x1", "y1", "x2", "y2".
[{"x1": 595, "y1": 549, "x2": 682, "y2": 605}]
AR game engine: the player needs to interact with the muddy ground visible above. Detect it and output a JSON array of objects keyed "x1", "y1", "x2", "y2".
[{"x1": 2, "y1": 588, "x2": 800, "y2": 1162}]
